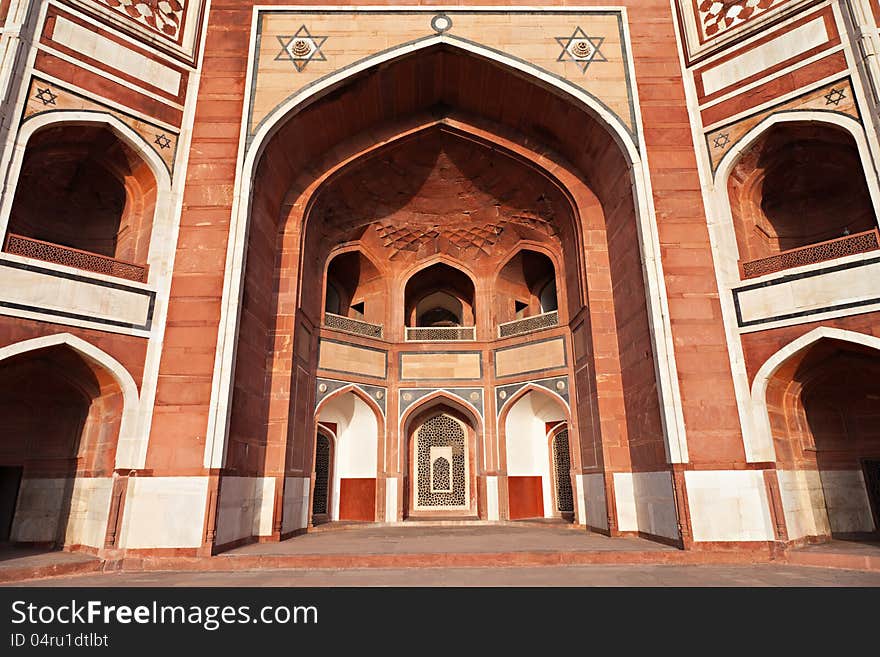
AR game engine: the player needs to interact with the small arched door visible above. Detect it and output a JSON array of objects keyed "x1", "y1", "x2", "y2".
[
  {"x1": 551, "y1": 429, "x2": 574, "y2": 517},
  {"x1": 312, "y1": 432, "x2": 332, "y2": 522}
]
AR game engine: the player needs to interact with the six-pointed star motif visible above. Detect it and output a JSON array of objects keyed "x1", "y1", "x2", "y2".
[
  {"x1": 824, "y1": 88, "x2": 846, "y2": 106},
  {"x1": 555, "y1": 27, "x2": 607, "y2": 73},
  {"x1": 35, "y1": 87, "x2": 57, "y2": 106},
  {"x1": 276, "y1": 25, "x2": 328, "y2": 72}
]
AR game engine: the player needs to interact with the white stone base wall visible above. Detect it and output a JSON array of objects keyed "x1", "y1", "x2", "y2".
[
  {"x1": 11, "y1": 478, "x2": 68, "y2": 543},
  {"x1": 384, "y1": 477, "x2": 398, "y2": 522},
  {"x1": 65, "y1": 477, "x2": 113, "y2": 548},
  {"x1": 574, "y1": 475, "x2": 587, "y2": 525},
  {"x1": 820, "y1": 470, "x2": 876, "y2": 533},
  {"x1": 614, "y1": 471, "x2": 679, "y2": 539},
  {"x1": 281, "y1": 476, "x2": 310, "y2": 534},
  {"x1": 118, "y1": 477, "x2": 208, "y2": 549},
  {"x1": 582, "y1": 473, "x2": 608, "y2": 530},
  {"x1": 215, "y1": 476, "x2": 276, "y2": 546},
  {"x1": 777, "y1": 469, "x2": 831, "y2": 540},
  {"x1": 685, "y1": 470, "x2": 775, "y2": 542}
]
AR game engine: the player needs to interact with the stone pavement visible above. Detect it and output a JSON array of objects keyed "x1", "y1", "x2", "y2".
[
  {"x1": 7, "y1": 563, "x2": 880, "y2": 587},
  {"x1": 3, "y1": 525, "x2": 880, "y2": 585}
]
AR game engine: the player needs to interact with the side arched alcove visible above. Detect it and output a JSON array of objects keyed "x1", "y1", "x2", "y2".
[{"x1": 219, "y1": 43, "x2": 670, "y2": 545}]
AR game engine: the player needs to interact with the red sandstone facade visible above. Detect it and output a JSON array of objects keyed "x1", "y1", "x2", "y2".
[{"x1": 0, "y1": 0, "x2": 877, "y2": 557}]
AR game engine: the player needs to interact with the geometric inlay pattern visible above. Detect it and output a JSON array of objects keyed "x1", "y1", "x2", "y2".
[
  {"x1": 276, "y1": 25, "x2": 328, "y2": 72},
  {"x1": 705, "y1": 79, "x2": 859, "y2": 174},
  {"x1": 312, "y1": 433, "x2": 331, "y2": 515},
  {"x1": 495, "y1": 377, "x2": 570, "y2": 415},
  {"x1": 552, "y1": 429, "x2": 574, "y2": 513},
  {"x1": 555, "y1": 26, "x2": 607, "y2": 73},
  {"x1": 416, "y1": 414, "x2": 467, "y2": 508},
  {"x1": 34, "y1": 87, "x2": 57, "y2": 106}
]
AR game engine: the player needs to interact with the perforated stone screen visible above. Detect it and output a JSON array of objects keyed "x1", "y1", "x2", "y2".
[
  {"x1": 312, "y1": 433, "x2": 331, "y2": 515},
  {"x1": 415, "y1": 414, "x2": 467, "y2": 508},
  {"x1": 553, "y1": 430, "x2": 574, "y2": 513}
]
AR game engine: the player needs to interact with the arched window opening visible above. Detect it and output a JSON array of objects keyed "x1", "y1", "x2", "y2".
[
  {"x1": 404, "y1": 263, "x2": 475, "y2": 340},
  {"x1": 323, "y1": 251, "x2": 384, "y2": 337},
  {"x1": 5, "y1": 124, "x2": 156, "y2": 282},
  {"x1": 431, "y1": 456, "x2": 452, "y2": 492},
  {"x1": 504, "y1": 389, "x2": 569, "y2": 520},
  {"x1": 497, "y1": 250, "x2": 560, "y2": 337},
  {"x1": 729, "y1": 123, "x2": 878, "y2": 278}
]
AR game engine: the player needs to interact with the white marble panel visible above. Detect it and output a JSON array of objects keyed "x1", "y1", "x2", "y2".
[
  {"x1": 777, "y1": 469, "x2": 831, "y2": 540},
  {"x1": 701, "y1": 17, "x2": 828, "y2": 95},
  {"x1": 119, "y1": 477, "x2": 208, "y2": 549},
  {"x1": 583, "y1": 473, "x2": 608, "y2": 530},
  {"x1": 820, "y1": 470, "x2": 876, "y2": 533},
  {"x1": 685, "y1": 470, "x2": 775, "y2": 542},
  {"x1": 52, "y1": 16, "x2": 181, "y2": 95}
]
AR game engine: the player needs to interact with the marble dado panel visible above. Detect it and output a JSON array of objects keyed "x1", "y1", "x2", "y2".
[
  {"x1": 248, "y1": 9, "x2": 638, "y2": 140},
  {"x1": 733, "y1": 256, "x2": 880, "y2": 331},
  {"x1": 0, "y1": 257, "x2": 155, "y2": 335}
]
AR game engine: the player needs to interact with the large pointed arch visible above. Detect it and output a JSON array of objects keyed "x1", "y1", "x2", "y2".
[
  {"x1": 749, "y1": 327, "x2": 880, "y2": 462},
  {"x1": 0, "y1": 332, "x2": 142, "y2": 468},
  {"x1": 206, "y1": 32, "x2": 687, "y2": 476}
]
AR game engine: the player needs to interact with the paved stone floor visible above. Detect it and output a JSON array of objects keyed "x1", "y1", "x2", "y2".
[
  {"x1": 7, "y1": 563, "x2": 880, "y2": 587},
  {"x1": 0, "y1": 545, "x2": 98, "y2": 573},
  {"x1": 226, "y1": 524, "x2": 674, "y2": 556}
]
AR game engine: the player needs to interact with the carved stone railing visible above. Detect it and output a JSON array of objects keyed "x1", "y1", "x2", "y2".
[
  {"x1": 4, "y1": 233, "x2": 148, "y2": 283},
  {"x1": 405, "y1": 326, "x2": 476, "y2": 342},
  {"x1": 324, "y1": 312, "x2": 383, "y2": 338},
  {"x1": 739, "y1": 229, "x2": 880, "y2": 279},
  {"x1": 498, "y1": 310, "x2": 560, "y2": 338}
]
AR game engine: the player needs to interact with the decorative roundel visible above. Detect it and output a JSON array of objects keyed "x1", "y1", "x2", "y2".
[
  {"x1": 375, "y1": 390, "x2": 384, "y2": 400},
  {"x1": 498, "y1": 390, "x2": 507, "y2": 400},
  {"x1": 556, "y1": 380, "x2": 566, "y2": 391},
  {"x1": 403, "y1": 392, "x2": 413, "y2": 402},
  {"x1": 570, "y1": 40, "x2": 593, "y2": 59},
  {"x1": 318, "y1": 383, "x2": 327, "y2": 393},
  {"x1": 291, "y1": 39, "x2": 312, "y2": 58},
  {"x1": 431, "y1": 13, "x2": 452, "y2": 34},
  {"x1": 469, "y1": 391, "x2": 480, "y2": 402}
]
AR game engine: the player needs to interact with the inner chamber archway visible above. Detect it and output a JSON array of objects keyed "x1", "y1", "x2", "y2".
[
  {"x1": 0, "y1": 343, "x2": 123, "y2": 548},
  {"x1": 404, "y1": 400, "x2": 481, "y2": 519},
  {"x1": 222, "y1": 43, "x2": 669, "y2": 541},
  {"x1": 502, "y1": 388, "x2": 572, "y2": 521},
  {"x1": 765, "y1": 336, "x2": 880, "y2": 540}
]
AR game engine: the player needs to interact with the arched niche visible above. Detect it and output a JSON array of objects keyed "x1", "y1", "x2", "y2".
[
  {"x1": 404, "y1": 262, "x2": 475, "y2": 328},
  {"x1": 728, "y1": 121, "x2": 877, "y2": 270},
  {"x1": 760, "y1": 333, "x2": 880, "y2": 540},
  {"x1": 5, "y1": 123, "x2": 158, "y2": 281},
  {"x1": 496, "y1": 249, "x2": 560, "y2": 325},
  {"x1": 0, "y1": 342, "x2": 125, "y2": 549}
]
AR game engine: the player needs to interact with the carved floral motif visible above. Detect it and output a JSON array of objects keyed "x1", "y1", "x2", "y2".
[{"x1": 99, "y1": 0, "x2": 185, "y2": 40}]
